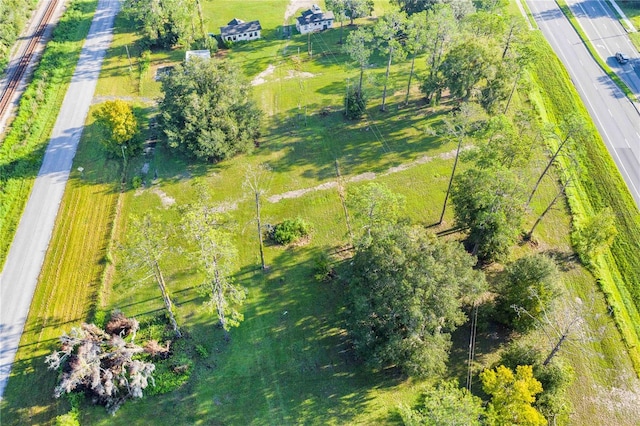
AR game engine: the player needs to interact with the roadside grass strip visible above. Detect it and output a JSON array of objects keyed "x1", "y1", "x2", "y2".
[
  {"x1": 0, "y1": 0, "x2": 99, "y2": 269},
  {"x1": 530, "y1": 30, "x2": 640, "y2": 375}
]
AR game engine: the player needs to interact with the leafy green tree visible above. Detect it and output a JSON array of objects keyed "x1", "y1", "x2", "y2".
[
  {"x1": 479, "y1": 61, "x2": 511, "y2": 114},
  {"x1": 399, "y1": 380, "x2": 484, "y2": 425},
  {"x1": 403, "y1": 11, "x2": 429, "y2": 104},
  {"x1": 499, "y1": 343, "x2": 573, "y2": 424},
  {"x1": 345, "y1": 85, "x2": 367, "y2": 119},
  {"x1": 462, "y1": 10, "x2": 506, "y2": 37},
  {"x1": 325, "y1": 0, "x2": 348, "y2": 43},
  {"x1": 393, "y1": 0, "x2": 473, "y2": 17},
  {"x1": 159, "y1": 58, "x2": 262, "y2": 161},
  {"x1": 481, "y1": 365, "x2": 547, "y2": 426},
  {"x1": 374, "y1": 10, "x2": 408, "y2": 111},
  {"x1": 497, "y1": 254, "x2": 558, "y2": 332},
  {"x1": 470, "y1": 114, "x2": 530, "y2": 169},
  {"x1": 440, "y1": 38, "x2": 495, "y2": 101},
  {"x1": 182, "y1": 185, "x2": 245, "y2": 338},
  {"x1": 344, "y1": 27, "x2": 374, "y2": 95},
  {"x1": 347, "y1": 182, "x2": 405, "y2": 239},
  {"x1": 420, "y1": 3, "x2": 456, "y2": 104},
  {"x1": 123, "y1": 0, "x2": 202, "y2": 48},
  {"x1": 573, "y1": 208, "x2": 618, "y2": 266},
  {"x1": 93, "y1": 100, "x2": 140, "y2": 158},
  {"x1": 451, "y1": 167, "x2": 526, "y2": 262},
  {"x1": 347, "y1": 225, "x2": 486, "y2": 378},
  {"x1": 344, "y1": 0, "x2": 373, "y2": 25}
]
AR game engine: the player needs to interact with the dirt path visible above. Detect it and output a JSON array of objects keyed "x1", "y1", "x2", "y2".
[
  {"x1": 267, "y1": 148, "x2": 463, "y2": 203},
  {"x1": 284, "y1": 0, "x2": 316, "y2": 23}
]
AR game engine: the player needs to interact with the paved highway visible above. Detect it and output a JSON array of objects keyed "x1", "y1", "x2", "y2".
[
  {"x1": 525, "y1": 0, "x2": 640, "y2": 208},
  {"x1": 0, "y1": 0, "x2": 120, "y2": 398},
  {"x1": 564, "y1": 0, "x2": 640, "y2": 96}
]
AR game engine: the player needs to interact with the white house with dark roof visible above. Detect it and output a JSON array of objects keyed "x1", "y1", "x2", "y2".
[
  {"x1": 296, "y1": 4, "x2": 334, "y2": 34},
  {"x1": 220, "y1": 18, "x2": 262, "y2": 42}
]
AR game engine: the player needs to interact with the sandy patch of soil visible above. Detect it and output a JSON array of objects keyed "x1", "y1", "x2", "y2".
[
  {"x1": 150, "y1": 187, "x2": 176, "y2": 208},
  {"x1": 284, "y1": 0, "x2": 316, "y2": 22},
  {"x1": 285, "y1": 70, "x2": 316, "y2": 80},
  {"x1": 251, "y1": 64, "x2": 276, "y2": 86}
]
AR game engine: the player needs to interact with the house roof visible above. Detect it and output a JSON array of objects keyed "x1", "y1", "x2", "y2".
[
  {"x1": 220, "y1": 19, "x2": 262, "y2": 37},
  {"x1": 297, "y1": 6, "x2": 334, "y2": 26}
]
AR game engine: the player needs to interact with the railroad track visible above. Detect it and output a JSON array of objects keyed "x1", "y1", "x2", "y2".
[{"x1": 0, "y1": 0, "x2": 59, "y2": 121}]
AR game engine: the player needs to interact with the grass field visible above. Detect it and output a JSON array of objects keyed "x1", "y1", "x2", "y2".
[{"x1": 2, "y1": 1, "x2": 640, "y2": 425}]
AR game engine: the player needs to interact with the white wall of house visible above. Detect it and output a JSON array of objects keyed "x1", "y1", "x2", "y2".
[
  {"x1": 224, "y1": 30, "x2": 261, "y2": 42},
  {"x1": 296, "y1": 19, "x2": 333, "y2": 35}
]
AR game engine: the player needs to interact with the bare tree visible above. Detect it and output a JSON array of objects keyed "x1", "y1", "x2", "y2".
[
  {"x1": 438, "y1": 103, "x2": 482, "y2": 225},
  {"x1": 123, "y1": 214, "x2": 181, "y2": 337},
  {"x1": 513, "y1": 294, "x2": 594, "y2": 366},
  {"x1": 243, "y1": 164, "x2": 272, "y2": 270},
  {"x1": 525, "y1": 175, "x2": 573, "y2": 241},
  {"x1": 182, "y1": 184, "x2": 245, "y2": 339},
  {"x1": 527, "y1": 114, "x2": 587, "y2": 207}
]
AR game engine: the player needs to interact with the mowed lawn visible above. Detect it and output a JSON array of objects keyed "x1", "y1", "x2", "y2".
[{"x1": 2, "y1": 0, "x2": 640, "y2": 425}]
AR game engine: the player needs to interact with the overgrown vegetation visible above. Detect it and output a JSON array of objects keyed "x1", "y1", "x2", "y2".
[
  {"x1": 0, "y1": 0, "x2": 38, "y2": 72},
  {"x1": 2, "y1": 0, "x2": 640, "y2": 424}
]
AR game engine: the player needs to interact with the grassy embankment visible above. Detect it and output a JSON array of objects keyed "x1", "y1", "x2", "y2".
[
  {"x1": 529, "y1": 29, "x2": 640, "y2": 373},
  {"x1": 0, "y1": 0, "x2": 99, "y2": 269},
  {"x1": 611, "y1": 1, "x2": 640, "y2": 50},
  {"x1": 0, "y1": 0, "x2": 39, "y2": 72},
  {"x1": 2, "y1": 0, "x2": 640, "y2": 424}
]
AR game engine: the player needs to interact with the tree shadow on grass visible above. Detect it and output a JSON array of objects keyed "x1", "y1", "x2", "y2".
[
  {"x1": 255, "y1": 101, "x2": 449, "y2": 185},
  {"x1": 0, "y1": 354, "x2": 63, "y2": 426},
  {"x1": 182, "y1": 244, "x2": 405, "y2": 424}
]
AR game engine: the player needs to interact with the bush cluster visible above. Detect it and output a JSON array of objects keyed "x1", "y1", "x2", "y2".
[{"x1": 270, "y1": 218, "x2": 311, "y2": 245}]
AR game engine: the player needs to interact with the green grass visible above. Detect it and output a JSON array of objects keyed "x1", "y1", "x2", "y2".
[
  {"x1": 0, "y1": 115, "x2": 122, "y2": 424},
  {"x1": 3, "y1": 1, "x2": 640, "y2": 425},
  {"x1": 613, "y1": 0, "x2": 640, "y2": 51},
  {"x1": 0, "y1": 0, "x2": 99, "y2": 270},
  {"x1": 529, "y1": 30, "x2": 640, "y2": 374}
]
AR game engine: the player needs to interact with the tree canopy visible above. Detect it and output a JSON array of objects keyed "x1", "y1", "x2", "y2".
[
  {"x1": 399, "y1": 380, "x2": 484, "y2": 425},
  {"x1": 496, "y1": 254, "x2": 558, "y2": 332},
  {"x1": 93, "y1": 100, "x2": 140, "y2": 157},
  {"x1": 451, "y1": 167, "x2": 525, "y2": 262},
  {"x1": 347, "y1": 225, "x2": 486, "y2": 377},
  {"x1": 159, "y1": 58, "x2": 262, "y2": 161},
  {"x1": 481, "y1": 365, "x2": 546, "y2": 426},
  {"x1": 122, "y1": 0, "x2": 208, "y2": 49}
]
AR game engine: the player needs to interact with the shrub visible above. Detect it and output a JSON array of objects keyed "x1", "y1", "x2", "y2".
[
  {"x1": 132, "y1": 175, "x2": 143, "y2": 189},
  {"x1": 313, "y1": 252, "x2": 335, "y2": 282},
  {"x1": 271, "y1": 218, "x2": 310, "y2": 245},
  {"x1": 344, "y1": 86, "x2": 367, "y2": 119}
]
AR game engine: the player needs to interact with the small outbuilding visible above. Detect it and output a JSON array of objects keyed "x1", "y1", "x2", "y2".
[
  {"x1": 185, "y1": 50, "x2": 211, "y2": 62},
  {"x1": 220, "y1": 18, "x2": 262, "y2": 42},
  {"x1": 296, "y1": 4, "x2": 334, "y2": 35}
]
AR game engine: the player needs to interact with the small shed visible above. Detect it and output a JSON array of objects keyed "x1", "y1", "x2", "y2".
[
  {"x1": 220, "y1": 18, "x2": 262, "y2": 42},
  {"x1": 185, "y1": 50, "x2": 211, "y2": 62},
  {"x1": 296, "y1": 5, "x2": 334, "y2": 35}
]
